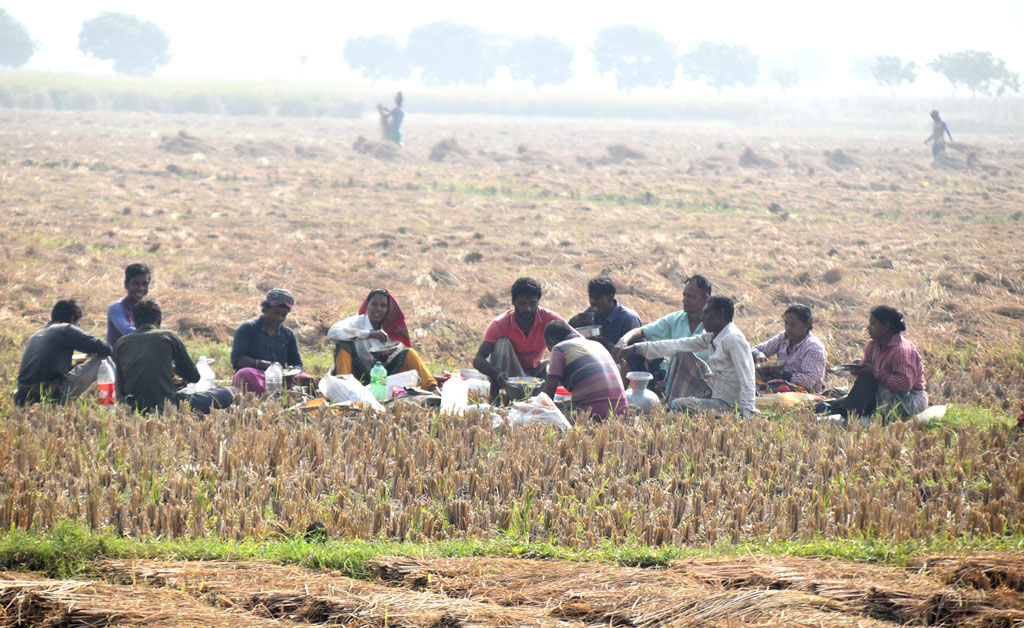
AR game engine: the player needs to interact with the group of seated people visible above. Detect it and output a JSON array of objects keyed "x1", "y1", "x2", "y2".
[{"x1": 13, "y1": 264, "x2": 929, "y2": 424}]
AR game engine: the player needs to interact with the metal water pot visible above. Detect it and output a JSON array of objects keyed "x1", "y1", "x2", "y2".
[{"x1": 625, "y1": 371, "x2": 660, "y2": 412}]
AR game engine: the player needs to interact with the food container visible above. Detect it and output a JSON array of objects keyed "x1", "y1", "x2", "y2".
[{"x1": 505, "y1": 376, "x2": 543, "y2": 401}]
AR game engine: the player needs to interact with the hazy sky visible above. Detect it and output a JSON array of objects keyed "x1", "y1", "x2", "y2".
[{"x1": 5, "y1": 0, "x2": 1024, "y2": 93}]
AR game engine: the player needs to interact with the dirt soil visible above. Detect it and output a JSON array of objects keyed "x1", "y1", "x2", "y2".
[
  {"x1": 2, "y1": 554, "x2": 1022, "y2": 627},
  {"x1": 0, "y1": 110, "x2": 1023, "y2": 406}
]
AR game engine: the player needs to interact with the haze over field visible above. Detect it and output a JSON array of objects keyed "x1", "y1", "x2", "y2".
[{"x1": 4, "y1": 0, "x2": 1024, "y2": 95}]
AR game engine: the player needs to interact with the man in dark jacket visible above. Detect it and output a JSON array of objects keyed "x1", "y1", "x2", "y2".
[
  {"x1": 114, "y1": 300, "x2": 234, "y2": 414},
  {"x1": 15, "y1": 299, "x2": 112, "y2": 406}
]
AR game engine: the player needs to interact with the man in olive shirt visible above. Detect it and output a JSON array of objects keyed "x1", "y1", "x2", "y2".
[
  {"x1": 114, "y1": 300, "x2": 235, "y2": 414},
  {"x1": 15, "y1": 299, "x2": 112, "y2": 406}
]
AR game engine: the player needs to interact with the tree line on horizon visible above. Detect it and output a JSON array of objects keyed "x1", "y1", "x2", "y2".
[{"x1": 0, "y1": 9, "x2": 1021, "y2": 98}]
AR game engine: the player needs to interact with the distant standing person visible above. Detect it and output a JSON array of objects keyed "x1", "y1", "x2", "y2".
[
  {"x1": 377, "y1": 91, "x2": 404, "y2": 148},
  {"x1": 107, "y1": 263, "x2": 151, "y2": 346},
  {"x1": 925, "y1": 110, "x2": 952, "y2": 158}
]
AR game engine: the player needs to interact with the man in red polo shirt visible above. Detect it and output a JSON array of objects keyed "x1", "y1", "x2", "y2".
[{"x1": 473, "y1": 277, "x2": 565, "y2": 402}]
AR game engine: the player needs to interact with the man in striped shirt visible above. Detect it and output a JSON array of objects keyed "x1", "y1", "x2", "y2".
[{"x1": 541, "y1": 320, "x2": 628, "y2": 420}]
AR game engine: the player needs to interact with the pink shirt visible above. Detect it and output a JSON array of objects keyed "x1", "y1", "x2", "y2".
[
  {"x1": 483, "y1": 307, "x2": 564, "y2": 371},
  {"x1": 864, "y1": 334, "x2": 926, "y2": 392}
]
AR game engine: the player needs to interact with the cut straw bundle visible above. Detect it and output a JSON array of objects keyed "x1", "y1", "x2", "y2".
[
  {"x1": 0, "y1": 572, "x2": 286, "y2": 627},
  {"x1": 95, "y1": 559, "x2": 594, "y2": 628}
]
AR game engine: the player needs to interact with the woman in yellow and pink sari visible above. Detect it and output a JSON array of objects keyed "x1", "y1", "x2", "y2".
[{"x1": 327, "y1": 289, "x2": 438, "y2": 392}]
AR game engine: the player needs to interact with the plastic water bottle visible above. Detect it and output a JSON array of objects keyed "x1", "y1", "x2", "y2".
[
  {"x1": 370, "y1": 361, "x2": 387, "y2": 401},
  {"x1": 265, "y1": 362, "x2": 283, "y2": 396},
  {"x1": 97, "y1": 359, "x2": 116, "y2": 405}
]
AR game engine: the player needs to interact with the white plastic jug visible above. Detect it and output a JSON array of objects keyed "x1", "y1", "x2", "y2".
[{"x1": 440, "y1": 371, "x2": 468, "y2": 415}]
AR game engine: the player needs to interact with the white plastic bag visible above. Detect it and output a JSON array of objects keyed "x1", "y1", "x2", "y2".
[
  {"x1": 505, "y1": 392, "x2": 571, "y2": 432},
  {"x1": 385, "y1": 370, "x2": 420, "y2": 399},
  {"x1": 318, "y1": 373, "x2": 384, "y2": 412},
  {"x1": 196, "y1": 356, "x2": 216, "y2": 392}
]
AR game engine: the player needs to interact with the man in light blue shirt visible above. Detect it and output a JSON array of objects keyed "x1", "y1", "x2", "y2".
[{"x1": 614, "y1": 275, "x2": 712, "y2": 405}]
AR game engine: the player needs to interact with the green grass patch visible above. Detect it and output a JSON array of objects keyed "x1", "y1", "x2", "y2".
[{"x1": 3, "y1": 521, "x2": 1022, "y2": 580}]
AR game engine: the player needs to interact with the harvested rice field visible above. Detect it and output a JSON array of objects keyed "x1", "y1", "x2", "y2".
[
  {"x1": 1, "y1": 107, "x2": 1024, "y2": 626},
  {"x1": 3, "y1": 554, "x2": 1024, "y2": 627}
]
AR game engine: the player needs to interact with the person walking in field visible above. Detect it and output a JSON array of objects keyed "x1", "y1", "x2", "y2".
[
  {"x1": 114, "y1": 300, "x2": 235, "y2": 414},
  {"x1": 14, "y1": 299, "x2": 112, "y2": 406},
  {"x1": 107, "y1": 263, "x2": 151, "y2": 346},
  {"x1": 377, "y1": 91, "x2": 404, "y2": 148},
  {"x1": 925, "y1": 110, "x2": 953, "y2": 159}
]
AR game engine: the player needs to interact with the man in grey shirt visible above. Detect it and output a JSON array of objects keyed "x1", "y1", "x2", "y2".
[{"x1": 15, "y1": 299, "x2": 112, "y2": 406}]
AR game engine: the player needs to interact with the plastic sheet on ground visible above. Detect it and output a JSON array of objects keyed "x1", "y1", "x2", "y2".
[
  {"x1": 504, "y1": 392, "x2": 571, "y2": 432},
  {"x1": 318, "y1": 373, "x2": 384, "y2": 412}
]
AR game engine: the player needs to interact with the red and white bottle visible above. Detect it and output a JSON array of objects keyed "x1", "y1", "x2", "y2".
[{"x1": 97, "y1": 359, "x2": 117, "y2": 405}]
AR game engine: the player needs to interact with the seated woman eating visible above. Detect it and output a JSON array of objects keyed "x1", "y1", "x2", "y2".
[
  {"x1": 834, "y1": 305, "x2": 928, "y2": 422},
  {"x1": 752, "y1": 304, "x2": 827, "y2": 393},
  {"x1": 327, "y1": 289, "x2": 439, "y2": 393}
]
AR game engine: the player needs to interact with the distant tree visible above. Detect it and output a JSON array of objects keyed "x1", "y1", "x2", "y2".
[
  {"x1": 771, "y1": 68, "x2": 799, "y2": 94},
  {"x1": 78, "y1": 12, "x2": 170, "y2": 76},
  {"x1": 343, "y1": 34, "x2": 409, "y2": 82},
  {"x1": 929, "y1": 50, "x2": 1021, "y2": 97},
  {"x1": 682, "y1": 42, "x2": 759, "y2": 93},
  {"x1": 508, "y1": 35, "x2": 574, "y2": 88},
  {"x1": 0, "y1": 9, "x2": 36, "y2": 68},
  {"x1": 871, "y1": 56, "x2": 916, "y2": 95},
  {"x1": 850, "y1": 56, "x2": 877, "y2": 82},
  {"x1": 592, "y1": 25, "x2": 677, "y2": 93},
  {"x1": 406, "y1": 21, "x2": 502, "y2": 86},
  {"x1": 763, "y1": 50, "x2": 827, "y2": 92}
]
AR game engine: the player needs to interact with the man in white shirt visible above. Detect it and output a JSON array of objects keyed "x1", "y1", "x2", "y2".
[{"x1": 615, "y1": 296, "x2": 757, "y2": 418}]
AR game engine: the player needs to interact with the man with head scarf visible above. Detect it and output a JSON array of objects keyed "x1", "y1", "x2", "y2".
[{"x1": 231, "y1": 289, "x2": 311, "y2": 394}]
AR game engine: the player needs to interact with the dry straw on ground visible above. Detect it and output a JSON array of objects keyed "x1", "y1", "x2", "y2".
[{"x1": 2, "y1": 555, "x2": 1015, "y2": 627}]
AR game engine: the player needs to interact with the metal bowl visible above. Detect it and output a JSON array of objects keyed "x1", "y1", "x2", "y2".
[{"x1": 505, "y1": 376, "x2": 543, "y2": 401}]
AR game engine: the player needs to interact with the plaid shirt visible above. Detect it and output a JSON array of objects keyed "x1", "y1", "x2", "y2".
[
  {"x1": 864, "y1": 334, "x2": 926, "y2": 392},
  {"x1": 753, "y1": 331, "x2": 827, "y2": 392}
]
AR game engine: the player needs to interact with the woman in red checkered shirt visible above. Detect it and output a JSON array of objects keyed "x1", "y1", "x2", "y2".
[{"x1": 846, "y1": 305, "x2": 928, "y2": 420}]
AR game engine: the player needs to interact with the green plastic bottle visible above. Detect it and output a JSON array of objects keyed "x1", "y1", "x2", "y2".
[{"x1": 370, "y1": 361, "x2": 387, "y2": 401}]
